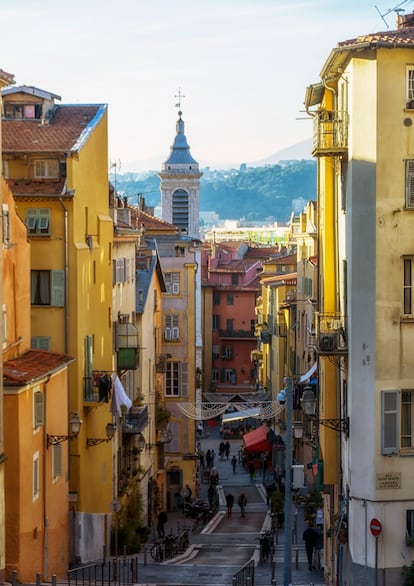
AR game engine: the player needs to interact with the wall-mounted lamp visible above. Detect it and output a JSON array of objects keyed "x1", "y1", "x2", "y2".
[
  {"x1": 86, "y1": 422, "x2": 117, "y2": 448},
  {"x1": 301, "y1": 386, "x2": 349, "y2": 434},
  {"x1": 47, "y1": 412, "x2": 82, "y2": 448},
  {"x1": 293, "y1": 421, "x2": 304, "y2": 439}
]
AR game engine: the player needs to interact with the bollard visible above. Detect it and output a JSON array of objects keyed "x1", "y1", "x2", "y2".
[
  {"x1": 271, "y1": 580, "x2": 277, "y2": 586},
  {"x1": 246, "y1": 576, "x2": 252, "y2": 586},
  {"x1": 11, "y1": 570, "x2": 17, "y2": 586},
  {"x1": 144, "y1": 545, "x2": 147, "y2": 566},
  {"x1": 36, "y1": 573, "x2": 41, "y2": 586},
  {"x1": 232, "y1": 577, "x2": 236, "y2": 586},
  {"x1": 295, "y1": 547, "x2": 299, "y2": 569}
]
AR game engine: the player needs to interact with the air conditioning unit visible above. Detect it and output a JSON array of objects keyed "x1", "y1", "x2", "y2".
[{"x1": 319, "y1": 333, "x2": 337, "y2": 352}]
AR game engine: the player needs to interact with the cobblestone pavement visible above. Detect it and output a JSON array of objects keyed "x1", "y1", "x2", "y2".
[{"x1": 135, "y1": 423, "x2": 325, "y2": 585}]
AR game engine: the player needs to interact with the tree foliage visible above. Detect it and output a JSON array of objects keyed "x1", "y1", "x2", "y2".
[{"x1": 110, "y1": 160, "x2": 317, "y2": 222}]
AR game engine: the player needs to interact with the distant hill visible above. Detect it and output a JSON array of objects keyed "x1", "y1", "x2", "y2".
[
  {"x1": 111, "y1": 159, "x2": 317, "y2": 223},
  {"x1": 251, "y1": 138, "x2": 313, "y2": 166}
]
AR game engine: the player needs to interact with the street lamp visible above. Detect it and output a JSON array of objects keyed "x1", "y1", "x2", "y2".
[
  {"x1": 301, "y1": 386, "x2": 349, "y2": 434},
  {"x1": 47, "y1": 412, "x2": 82, "y2": 447},
  {"x1": 86, "y1": 422, "x2": 117, "y2": 448}
]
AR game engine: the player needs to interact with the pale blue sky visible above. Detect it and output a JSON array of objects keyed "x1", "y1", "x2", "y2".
[{"x1": 0, "y1": 1, "x2": 405, "y2": 169}]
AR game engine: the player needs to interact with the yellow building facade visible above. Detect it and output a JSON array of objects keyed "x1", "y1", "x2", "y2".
[{"x1": 2, "y1": 86, "x2": 114, "y2": 563}]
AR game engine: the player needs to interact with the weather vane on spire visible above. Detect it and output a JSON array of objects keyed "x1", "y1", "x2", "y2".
[{"x1": 174, "y1": 87, "x2": 185, "y2": 111}]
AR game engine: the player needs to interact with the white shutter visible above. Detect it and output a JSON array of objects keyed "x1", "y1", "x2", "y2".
[
  {"x1": 53, "y1": 444, "x2": 63, "y2": 478},
  {"x1": 181, "y1": 362, "x2": 188, "y2": 398},
  {"x1": 382, "y1": 390, "x2": 399, "y2": 454}
]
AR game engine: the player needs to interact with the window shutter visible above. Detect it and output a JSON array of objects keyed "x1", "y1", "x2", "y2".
[
  {"x1": 382, "y1": 390, "x2": 399, "y2": 454},
  {"x1": 34, "y1": 392, "x2": 45, "y2": 427},
  {"x1": 181, "y1": 362, "x2": 188, "y2": 398},
  {"x1": 53, "y1": 444, "x2": 63, "y2": 478},
  {"x1": 2, "y1": 204, "x2": 9, "y2": 245},
  {"x1": 406, "y1": 161, "x2": 414, "y2": 208},
  {"x1": 31, "y1": 336, "x2": 51, "y2": 351},
  {"x1": 51, "y1": 270, "x2": 65, "y2": 307}
]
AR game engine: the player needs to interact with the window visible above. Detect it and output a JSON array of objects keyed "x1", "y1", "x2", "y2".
[
  {"x1": 231, "y1": 274, "x2": 239, "y2": 285},
  {"x1": 407, "y1": 67, "x2": 414, "y2": 105},
  {"x1": 4, "y1": 103, "x2": 42, "y2": 119},
  {"x1": 26, "y1": 208, "x2": 50, "y2": 236},
  {"x1": 226, "y1": 294, "x2": 234, "y2": 305},
  {"x1": 34, "y1": 159, "x2": 59, "y2": 178},
  {"x1": 212, "y1": 368, "x2": 219, "y2": 382},
  {"x1": 33, "y1": 452, "x2": 40, "y2": 501},
  {"x1": 165, "y1": 272, "x2": 180, "y2": 294},
  {"x1": 407, "y1": 510, "x2": 414, "y2": 544},
  {"x1": 31, "y1": 336, "x2": 51, "y2": 351},
  {"x1": 31, "y1": 270, "x2": 64, "y2": 306},
  {"x1": 213, "y1": 291, "x2": 220, "y2": 305},
  {"x1": 221, "y1": 344, "x2": 233, "y2": 359},
  {"x1": 52, "y1": 444, "x2": 63, "y2": 480},
  {"x1": 33, "y1": 392, "x2": 45, "y2": 428},
  {"x1": 2, "y1": 204, "x2": 10, "y2": 246},
  {"x1": 226, "y1": 319, "x2": 234, "y2": 332},
  {"x1": 381, "y1": 389, "x2": 414, "y2": 454},
  {"x1": 165, "y1": 314, "x2": 179, "y2": 341},
  {"x1": 221, "y1": 368, "x2": 236, "y2": 383},
  {"x1": 113, "y1": 258, "x2": 130, "y2": 284},
  {"x1": 212, "y1": 315, "x2": 220, "y2": 330},
  {"x1": 165, "y1": 362, "x2": 188, "y2": 397},
  {"x1": 404, "y1": 257, "x2": 414, "y2": 314},
  {"x1": 212, "y1": 345, "x2": 219, "y2": 360}
]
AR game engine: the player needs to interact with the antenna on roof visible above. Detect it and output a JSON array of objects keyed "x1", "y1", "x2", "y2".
[
  {"x1": 174, "y1": 87, "x2": 185, "y2": 111},
  {"x1": 374, "y1": 0, "x2": 413, "y2": 28}
]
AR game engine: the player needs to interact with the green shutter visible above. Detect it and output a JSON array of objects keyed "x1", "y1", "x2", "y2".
[{"x1": 51, "y1": 270, "x2": 65, "y2": 307}]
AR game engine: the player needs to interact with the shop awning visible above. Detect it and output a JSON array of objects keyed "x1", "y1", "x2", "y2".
[
  {"x1": 222, "y1": 407, "x2": 261, "y2": 424},
  {"x1": 243, "y1": 424, "x2": 272, "y2": 454}
]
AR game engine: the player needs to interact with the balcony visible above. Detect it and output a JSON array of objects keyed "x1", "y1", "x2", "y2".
[
  {"x1": 312, "y1": 111, "x2": 348, "y2": 157},
  {"x1": 219, "y1": 329, "x2": 256, "y2": 339},
  {"x1": 316, "y1": 312, "x2": 347, "y2": 356},
  {"x1": 122, "y1": 405, "x2": 148, "y2": 434}
]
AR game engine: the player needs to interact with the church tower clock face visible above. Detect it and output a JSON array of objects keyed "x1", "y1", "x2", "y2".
[{"x1": 159, "y1": 105, "x2": 202, "y2": 239}]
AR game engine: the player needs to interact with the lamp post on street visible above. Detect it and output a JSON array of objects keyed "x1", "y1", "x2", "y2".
[{"x1": 283, "y1": 376, "x2": 293, "y2": 586}]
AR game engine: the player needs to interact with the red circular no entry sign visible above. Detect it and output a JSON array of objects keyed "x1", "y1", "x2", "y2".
[{"x1": 370, "y1": 518, "x2": 382, "y2": 536}]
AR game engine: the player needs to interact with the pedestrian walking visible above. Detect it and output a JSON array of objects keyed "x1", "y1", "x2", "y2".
[
  {"x1": 157, "y1": 509, "x2": 168, "y2": 538},
  {"x1": 303, "y1": 520, "x2": 318, "y2": 571},
  {"x1": 219, "y1": 441, "x2": 225, "y2": 459},
  {"x1": 226, "y1": 492, "x2": 234, "y2": 518},
  {"x1": 237, "y1": 490, "x2": 247, "y2": 517},
  {"x1": 184, "y1": 484, "x2": 192, "y2": 503},
  {"x1": 231, "y1": 455, "x2": 237, "y2": 473},
  {"x1": 210, "y1": 449, "x2": 216, "y2": 466},
  {"x1": 248, "y1": 461, "x2": 255, "y2": 481},
  {"x1": 224, "y1": 441, "x2": 230, "y2": 459},
  {"x1": 210, "y1": 466, "x2": 219, "y2": 486},
  {"x1": 206, "y1": 449, "x2": 212, "y2": 468},
  {"x1": 208, "y1": 484, "x2": 216, "y2": 507}
]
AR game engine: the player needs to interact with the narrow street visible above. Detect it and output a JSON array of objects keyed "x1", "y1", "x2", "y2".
[{"x1": 135, "y1": 422, "x2": 325, "y2": 585}]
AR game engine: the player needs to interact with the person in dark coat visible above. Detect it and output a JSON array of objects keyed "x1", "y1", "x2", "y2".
[
  {"x1": 303, "y1": 520, "x2": 318, "y2": 570},
  {"x1": 157, "y1": 509, "x2": 168, "y2": 538},
  {"x1": 225, "y1": 492, "x2": 234, "y2": 518}
]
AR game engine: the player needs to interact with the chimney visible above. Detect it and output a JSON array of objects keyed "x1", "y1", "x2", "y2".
[{"x1": 397, "y1": 12, "x2": 414, "y2": 29}]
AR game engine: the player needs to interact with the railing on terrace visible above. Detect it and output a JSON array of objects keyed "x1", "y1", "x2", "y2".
[
  {"x1": 312, "y1": 110, "x2": 348, "y2": 157},
  {"x1": 219, "y1": 329, "x2": 256, "y2": 339},
  {"x1": 316, "y1": 311, "x2": 348, "y2": 355},
  {"x1": 122, "y1": 405, "x2": 148, "y2": 434}
]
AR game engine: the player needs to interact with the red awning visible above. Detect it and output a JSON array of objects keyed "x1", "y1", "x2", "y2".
[{"x1": 243, "y1": 424, "x2": 271, "y2": 453}]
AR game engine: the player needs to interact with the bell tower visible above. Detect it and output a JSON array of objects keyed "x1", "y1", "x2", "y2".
[{"x1": 159, "y1": 92, "x2": 202, "y2": 239}]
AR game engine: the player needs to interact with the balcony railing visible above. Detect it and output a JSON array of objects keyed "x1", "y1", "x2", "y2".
[
  {"x1": 312, "y1": 111, "x2": 348, "y2": 157},
  {"x1": 315, "y1": 312, "x2": 347, "y2": 355},
  {"x1": 122, "y1": 405, "x2": 148, "y2": 434},
  {"x1": 219, "y1": 329, "x2": 256, "y2": 339}
]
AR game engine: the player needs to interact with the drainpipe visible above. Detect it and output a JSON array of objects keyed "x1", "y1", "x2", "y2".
[
  {"x1": 43, "y1": 375, "x2": 51, "y2": 580},
  {"x1": 58, "y1": 197, "x2": 69, "y2": 354}
]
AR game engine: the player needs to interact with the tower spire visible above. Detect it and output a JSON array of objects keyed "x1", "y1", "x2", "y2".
[{"x1": 174, "y1": 87, "x2": 185, "y2": 114}]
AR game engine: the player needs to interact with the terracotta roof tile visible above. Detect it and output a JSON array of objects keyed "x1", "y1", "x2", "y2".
[
  {"x1": 3, "y1": 350, "x2": 75, "y2": 386},
  {"x1": 2, "y1": 105, "x2": 102, "y2": 153},
  {"x1": 339, "y1": 27, "x2": 414, "y2": 48},
  {"x1": 130, "y1": 208, "x2": 177, "y2": 231}
]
